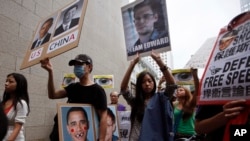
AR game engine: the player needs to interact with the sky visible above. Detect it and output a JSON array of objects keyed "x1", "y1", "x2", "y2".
[
  {"x1": 166, "y1": 0, "x2": 241, "y2": 69},
  {"x1": 129, "y1": 0, "x2": 241, "y2": 69}
]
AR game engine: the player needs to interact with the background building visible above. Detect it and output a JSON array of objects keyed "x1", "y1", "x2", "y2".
[
  {"x1": 241, "y1": 0, "x2": 250, "y2": 12},
  {"x1": 144, "y1": 51, "x2": 173, "y2": 78}
]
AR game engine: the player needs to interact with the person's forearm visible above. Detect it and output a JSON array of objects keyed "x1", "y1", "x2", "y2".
[
  {"x1": 47, "y1": 70, "x2": 56, "y2": 99},
  {"x1": 154, "y1": 57, "x2": 175, "y2": 85},
  {"x1": 7, "y1": 123, "x2": 22, "y2": 141},
  {"x1": 191, "y1": 69, "x2": 199, "y2": 106},
  {"x1": 98, "y1": 112, "x2": 107, "y2": 141},
  {"x1": 120, "y1": 60, "x2": 136, "y2": 91},
  {"x1": 195, "y1": 112, "x2": 228, "y2": 134}
]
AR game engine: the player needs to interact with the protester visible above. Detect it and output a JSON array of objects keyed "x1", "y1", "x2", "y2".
[
  {"x1": 120, "y1": 51, "x2": 176, "y2": 141},
  {"x1": 173, "y1": 68, "x2": 198, "y2": 140},
  {"x1": 66, "y1": 107, "x2": 89, "y2": 141},
  {"x1": 40, "y1": 54, "x2": 107, "y2": 141},
  {"x1": 109, "y1": 91, "x2": 126, "y2": 111},
  {"x1": 2, "y1": 73, "x2": 30, "y2": 141}
]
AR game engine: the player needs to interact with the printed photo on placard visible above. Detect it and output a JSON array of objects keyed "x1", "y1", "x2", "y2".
[
  {"x1": 94, "y1": 105, "x2": 120, "y2": 141},
  {"x1": 30, "y1": 15, "x2": 57, "y2": 50},
  {"x1": 172, "y1": 69, "x2": 194, "y2": 85},
  {"x1": 53, "y1": 0, "x2": 84, "y2": 38},
  {"x1": 61, "y1": 73, "x2": 76, "y2": 88},
  {"x1": 57, "y1": 103, "x2": 96, "y2": 141},
  {"x1": 121, "y1": 0, "x2": 171, "y2": 60},
  {"x1": 20, "y1": 0, "x2": 88, "y2": 70},
  {"x1": 93, "y1": 75, "x2": 114, "y2": 88}
]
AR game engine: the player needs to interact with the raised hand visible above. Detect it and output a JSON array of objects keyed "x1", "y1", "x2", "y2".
[
  {"x1": 40, "y1": 58, "x2": 53, "y2": 72},
  {"x1": 223, "y1": 99, "x2": 246, "y2": 119}
]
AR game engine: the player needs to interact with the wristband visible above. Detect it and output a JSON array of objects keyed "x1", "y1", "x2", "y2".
[{"x1": 160, "y1": 65, "x2": 168, "y2": 71}]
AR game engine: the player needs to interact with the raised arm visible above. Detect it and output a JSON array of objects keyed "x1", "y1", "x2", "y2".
[
  {"x1": 190, "y1": 68, "x2": 199, "y2": 107},
  {"x1": 151, "y1": 51, "x2": 175, "y2": 85},
  {"x1": 40, "y1": 58, "x2": 67, "y2": 99},
  {"x1": 120, "y1": 54, "x2": 140, "y2": 91}
]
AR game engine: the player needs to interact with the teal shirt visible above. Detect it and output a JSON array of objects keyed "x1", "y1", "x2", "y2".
[{"x1": 174, "y1": 106, "x2": 196, "y2": 135}]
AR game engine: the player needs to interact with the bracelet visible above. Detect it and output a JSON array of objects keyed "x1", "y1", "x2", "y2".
[{"x1": 160, "y1": 65, "x2": 168, "y2": 71}]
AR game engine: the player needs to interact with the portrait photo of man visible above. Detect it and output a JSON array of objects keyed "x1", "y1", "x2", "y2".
[
  {"x1": 31, "y1": 17, "x2": 54, "y2": 50},
  {"x1": 58, "y1": 104, "x2": 95, "y2": 141},
  {"x1": 121, "y1": 0, "x2": 170, "y2": 58},
  {"x1": 66, "y1": 107, "x2": 89, "y2": 141},
  {"x1": 54, "y1": 3, "x2": 81, "y2": 37},
  {"x1": 133, "y1": 0, "x2": 167, "y2": 46}
]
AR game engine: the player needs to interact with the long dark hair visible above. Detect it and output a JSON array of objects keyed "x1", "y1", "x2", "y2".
[
  {"x1": 178, "y1": 86, "x2": 195, "y2": 120},
  {"x1": 2, "y1": 73, "x2": 30, "y2": 115},
  {"x1": 130, "y1": 71, "x2": 156, "y2": 125}
]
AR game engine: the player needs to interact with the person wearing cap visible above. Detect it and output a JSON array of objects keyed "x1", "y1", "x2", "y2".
[{"x1": 40, "y1": 54, "x2": 107, "y2": 141}]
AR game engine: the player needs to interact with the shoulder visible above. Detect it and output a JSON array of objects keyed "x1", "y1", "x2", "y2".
[
  {"x1": 92, "y1": 83, "x2": 105, "y2": 91},
  {"x1": 72, "y1": 18, "x2": 79, "y2": 22},
  {"x1": 71, "y1": 18, "x2": 79, "y2": 24},
  {"x1": 134, "y1": 39, "x2": 141, "y2": 46},
  {"x1": 153, "y1": 29, "x2": 168, "y2": 39},
  {"x1": 18, "y1": 100, "x2": 28, "y2": 107},
  {"x1": 173, "y1": 101, "x2": 178, "y2": 107},
  {"x1": 56, "y1": 24, "x2": 63, "y2": 30},
  {"x1": 16, "y1": 100, "x2": 28, "y2": 113}
]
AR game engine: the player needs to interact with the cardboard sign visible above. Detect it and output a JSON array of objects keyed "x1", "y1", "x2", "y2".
[
  {"x1": 20, "y1": 0, "x2": 88, "y2": 70},
  {"x1": 93, "y1": 75, "x2": 114, "y2": 88},
  {"x1": 121, "y1": 0, "x2": 171, "y2": 60},
  {"x1": 198, "y1": 12, "x2": 250, "y2": 105},
  {"x1": 117, "y1": 111, "x2": 131, "y2": 141},
  {"x1": 93, "y1": 105, "x2": 120, "y2": 140},
  {"x1": 172, "y1": 69, "x2": 194, "y2": 85},
  {"x1": 58, "y1": 104, "x2": 121, "y2": 141},
  {"x1": 57, "y1": 103, "x2": 96, "y2": 141},
  {"x1": 61, "y1": 73, "x2": 76, "y2": 88}
]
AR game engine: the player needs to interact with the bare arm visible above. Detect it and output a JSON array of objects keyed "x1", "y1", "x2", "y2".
[
  {"x1": 7, "y1": 122, "x2": 22, "y2": 141},
  {"x1": 40, "y1": 58, "x2": 67, "y2": 99},
  {"x1": 195, "y1": 99, "x2": 246, "y2": 134},
  {"x1": 98, "y1": 109, "x2": 107, "y2": 141},
  {"x1": 120, "y1": 54, "x2": 140, "y2": 91},
  {"x1": 190, "y1": 68, "x2": 199, "y2": 107},
  {"x1": 151, "y1": 51, "x2": 175, "y2": 85}
]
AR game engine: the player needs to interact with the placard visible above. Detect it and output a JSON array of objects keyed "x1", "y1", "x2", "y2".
[
  {"x1": 20, "y1": 0, "x2": 88, "y2": 69},
  {"x1": 121, "y1": 0, "x2": 171, "y2": 60},
  {"x1": 57, "y1": 103, "x2": 96, "y2": 141},
  {"x1": 198, "y1": 12, "x2": 250, "y2": 105},
  {"x1": 172, "y1": 69, "x2": 194, "y2": 85},
  {"x1": 93, "y1": 75, "x2": 114, "y2": 88}
]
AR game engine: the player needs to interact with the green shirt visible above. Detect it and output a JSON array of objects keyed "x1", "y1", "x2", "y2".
[{"x1": 174, "y1": 106, "x2": 196, "y2": 135}]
